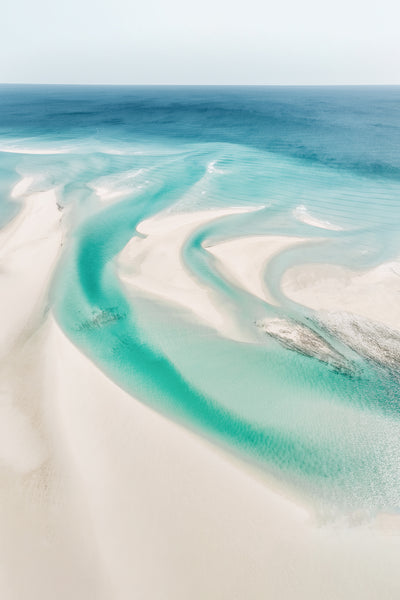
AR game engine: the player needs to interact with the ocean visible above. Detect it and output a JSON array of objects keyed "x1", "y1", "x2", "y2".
[{"x1": 1, "y1": 84, "x2": 400, "y2": 516}]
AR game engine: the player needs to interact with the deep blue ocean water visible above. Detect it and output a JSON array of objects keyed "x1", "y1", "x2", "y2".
[{"x1": 1, "y1": 85, "x2": 400, "y2": 515}]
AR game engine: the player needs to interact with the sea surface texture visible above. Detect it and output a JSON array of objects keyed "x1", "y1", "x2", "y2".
[{"x1": 1, "y1": 85, "x2": 400, "y2": 516}]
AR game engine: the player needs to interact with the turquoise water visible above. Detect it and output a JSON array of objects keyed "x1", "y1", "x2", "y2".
[{"x1": 1, "y1": 85, "x2": 400, "y2": 515}]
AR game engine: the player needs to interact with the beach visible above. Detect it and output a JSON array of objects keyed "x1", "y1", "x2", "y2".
[
  {"x1": 0, "y1": 176, "x2": 399, "y2": 598},
  {"x1": 1, "y1": 85, "x2": 400, "y2": 599}
]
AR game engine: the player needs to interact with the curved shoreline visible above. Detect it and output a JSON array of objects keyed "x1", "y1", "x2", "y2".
[{"x1": 117, "y1": 207, "x2": 257, "y2": 341}]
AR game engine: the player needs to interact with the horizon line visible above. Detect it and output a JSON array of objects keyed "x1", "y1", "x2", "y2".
[{"x1": 1, "y1": 82, "x2": 400, "y2": 87}]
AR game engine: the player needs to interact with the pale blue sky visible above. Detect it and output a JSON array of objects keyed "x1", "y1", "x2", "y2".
[{"x1": 2, "y1": 0, "x2": 400, "y2": 84}]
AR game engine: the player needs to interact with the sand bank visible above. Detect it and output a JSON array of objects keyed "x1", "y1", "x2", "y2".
[
  {"x1": 1, "y1": 193, "x2": 400, "y2": 598},
  {"x1": 10, "y1": 176, "x2": 35, "y2": 199},
  {"x1": 281, "y1": 261, "x2": 400, "y2": 332},
  {"x1": 1, "y1": 316, "x2": 400, "y2": 599},
  {"x1": 206, "y1": 234, "x2": 306, "y2": 304},
  {"x1": 89, "y1": 168, "x2": 146, "y2": 203},
  {"x1": 118, "y1": 208, "x2": 257, "y2": 341},
  {"x1": 293, "y1": 204, "x2": 344, "y2": 231},
  {"x1": 0, "y1": 184, "x2": 63, "y2": 359},
  {"x1": 118, "y1": 209, "x2": 306, "y2": 339}
]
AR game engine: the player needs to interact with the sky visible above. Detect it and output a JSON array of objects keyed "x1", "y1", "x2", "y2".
[{"x1": 2, "y1": 0, "x2": 400, "y2": 85}]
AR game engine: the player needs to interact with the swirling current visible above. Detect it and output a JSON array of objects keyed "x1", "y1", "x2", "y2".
[{"x1": 1, "y1": 85, "x2": 400, "y2": 516}]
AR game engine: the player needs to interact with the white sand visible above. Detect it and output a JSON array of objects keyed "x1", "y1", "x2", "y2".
[
  {"x1": 282, "y1": 261, "x2": 400, "y2": 331},
  {"x1": 10, "y1": 175, "x2": 35, "y2": 198},
  {"x1": 118, "y1": 207, "x2": 259, "y2": 341},
  {"x1": 0, "y1": 185, "x2": 63, "y2": 359},
  {"x1": 1, "y1": 316, "x2": 400, "y2": 599},
  {"x1": 118, "y1": 209, "x2": 306, "y2": 339},
  {"x1": 0, "y1": 181, "x2": 64, "y2": 473},
  {"x1": 207, "y1": 234, "x2": 306, "y2": 304},
  {"x1": 2, "y1": 193, "x2": 400, "y2": 599}
]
